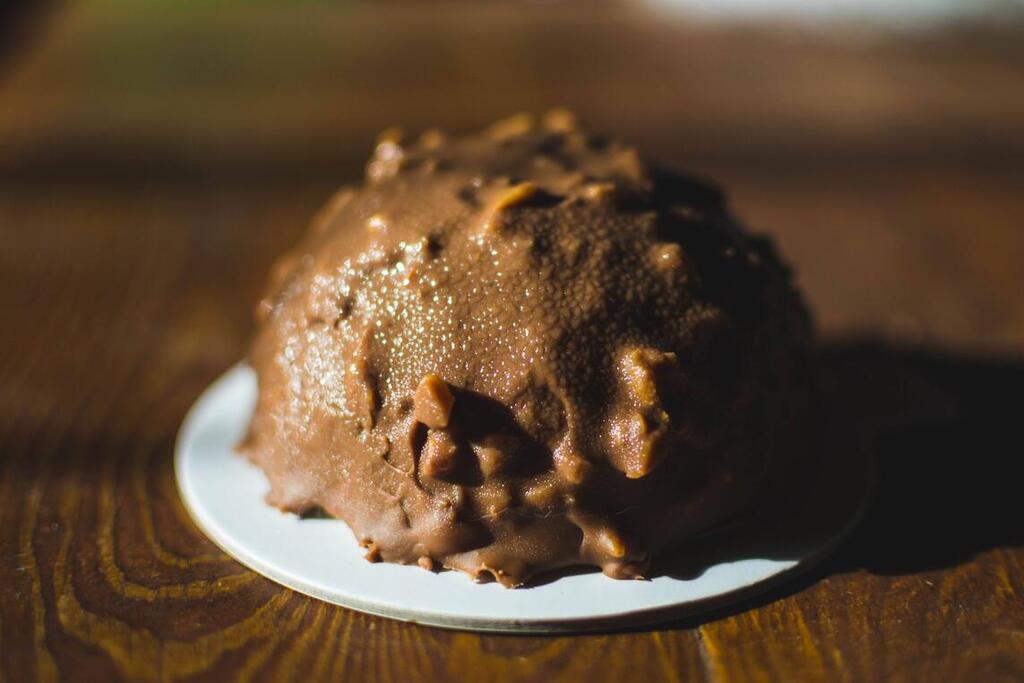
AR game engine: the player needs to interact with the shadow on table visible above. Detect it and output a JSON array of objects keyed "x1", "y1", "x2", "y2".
[
  {"x1": 602, "y1": 338, "x2": 1024, "y2": 632},
  {"x1": 817, "y1": 339, "x2": 1024, "y2": 573}
]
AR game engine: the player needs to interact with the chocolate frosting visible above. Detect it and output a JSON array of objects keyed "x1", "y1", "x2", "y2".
[{"x1": 240, "y1": 111, "x2": 811, "y2": 586}]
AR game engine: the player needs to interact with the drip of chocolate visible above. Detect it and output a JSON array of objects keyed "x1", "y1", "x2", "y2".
[{"x1": 240, "y1": 111, "x2": 812, "y2": 587}]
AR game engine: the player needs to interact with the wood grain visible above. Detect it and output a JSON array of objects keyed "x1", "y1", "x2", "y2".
[{"x1": 1, "y1": 3, "x2": 1023, "y2": 681}]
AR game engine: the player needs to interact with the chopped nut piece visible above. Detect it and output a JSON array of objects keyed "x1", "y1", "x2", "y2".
[
  {"x1": 608, "y1": 410, "x2": 665, "y2": 479},
  {"x1": 363, "y1": 542, "x2": 382, "y2": 562},
  {"x1": 620, "y1": 350, "x2": 657, "y2": 406},
  {"x1": 473, "y1": 434, "x2": 517, "y2": 477},
  {"x1": 346, "y1": 347, "x2": 378, "y2": 431},
  {"x1": 620, "y1": 347, "x2": 678, "y2": 408},
  {"x1": 542, "y1": 107, "x2": 578, "y2": 132},
  {"x1": 476, "y1": 484, "x2": 512, "y2": 517},
  {"x1": 583, "y1": 182, "x2": 617, "y2": 202},
  {"x1": 521, "y1": 480, "x2": 558, "y2": 509},
  {"x1": 420, "y1": 429, "x2": 459, "y2": 479},
  {"x1": 494, "y1": 182, "x2": 539, "y2": 211},
  {"x1": 555, "y1": 451, "x2": 590, "y2": 484},
  {"x1": 414, "y1": 374, "x2": 455, "y2": 429},
  {"x1": 651, "y1": 242, "x2": 686, "y2": 273},
  {"x1": 419, "y1": 128, "x2": 446, "y2": 150},
  {"x1": 367, "y1": 130, "x2": 406, "y2": 181},
  {"x1": 487, "y1": 112, "x2": 535, "y2": 140},
  {"x1": 475, "y1": 446, "x2": 503, "y2": 477},
  {"x1": 595, "y1": 528, "x2": 627, "y2": 558},
  {"x1": 448, "y1": 486, "x2": 466, "y2": 510},
  {"x1": 479, "y1": 182, "x2": 541, "y2": 235}
]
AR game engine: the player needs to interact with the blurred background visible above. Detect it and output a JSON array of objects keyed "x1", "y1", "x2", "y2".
[{"x1": 2, "y1": 0, "x2": 1024, "y2": 397}]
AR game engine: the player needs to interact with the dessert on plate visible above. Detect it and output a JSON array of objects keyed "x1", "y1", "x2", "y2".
[{"x1": 240, "y1": 111, "x2": 811, "y2": 587}]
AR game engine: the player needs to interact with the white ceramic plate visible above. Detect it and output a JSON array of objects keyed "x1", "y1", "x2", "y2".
[{"x1": 175, "y1": 364, "x2": 871, "y2": 633}]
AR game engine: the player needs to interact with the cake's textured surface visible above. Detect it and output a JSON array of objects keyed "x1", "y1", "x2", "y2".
[{"x1": 241, "y1": 112, "x2": 811, "y2": 586}]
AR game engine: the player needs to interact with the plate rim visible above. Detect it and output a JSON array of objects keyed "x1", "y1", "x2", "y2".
[{"x1": 175, "y1": 363, "x2": 873, "y2": 634}]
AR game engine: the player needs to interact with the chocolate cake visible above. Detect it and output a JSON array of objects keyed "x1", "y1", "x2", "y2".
[{"x1": 240, "y1": 111, "x2": 811, "y2": 587}]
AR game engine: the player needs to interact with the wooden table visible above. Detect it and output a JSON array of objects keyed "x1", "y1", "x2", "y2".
[{"x1": 2, "y1": 4, "x2": 1023, "y2": 681}]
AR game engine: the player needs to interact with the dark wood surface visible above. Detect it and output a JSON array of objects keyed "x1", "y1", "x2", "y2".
[{"x1": 2, "y1": 4, "x2": 1023, "y2": 681}]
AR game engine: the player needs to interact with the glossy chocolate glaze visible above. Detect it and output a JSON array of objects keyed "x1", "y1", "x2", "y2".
[{"x1": 240, "y1": 111, "x2": 811, "y2": 586}]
